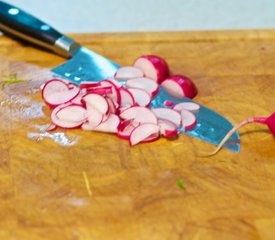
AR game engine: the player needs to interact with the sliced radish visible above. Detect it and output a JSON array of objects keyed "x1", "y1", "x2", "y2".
[
  {"x1": 133, "y1": 55, "x2": 169, "y2": 84},
  {"x1": 119, "y1": 87, "x2": 135, "y2": 107},
  {"x1": 151, "y1": 108, "x2": 181, "y2": 127},
  {"x1": 79, "y1": 81, "x2": 100, "y2": 90},
  {"x1": 100, "y1": 79, "x2": 121, "y2": 104},
  {"x1": 181, "y1": 109, "x2": 197, "y2": 131},
  {"x1": 42, "y1": 79, "x2": 80, "y2": 108},
  {"x1": 51, "y1": 104, "x2": 86, "y2": 129},
  {"x1": 117, "y1": 120, "x2": 139, "y2": 140},
  {"x1": 161, "y1": 75, "x2": 197, "y2": 99},
  {"x1": 129, "y1": 123, "x2": 160, "y2": 146},
  {"x1": 128, "y1": 88, "x2": 151, "y2": 107},
  {"x1": 125, "y1": 77, "x2": 159, "y2": 97},
  {"x1": 114, "y1": 66, "x2": 144, "y2": 80},
  {"x1": 141, "y1": 132, "x2": 160, "y2": 143},
  {"x1": 158, "y1": 119, "x2": 178, "y2": 138},
  {"x1": 105, "y1": 97, "x2": 118, "y2": 114},
  {"x1": 82, "y1": 93, "x2": 109, "y2": 115},
  {"x1": 93, "y1": 114, "x2": 120, "y2": 133},
  {"x1": 71, "y1": 90, "x2": 86, "y2": 105},
  {"x1": 56, "y1": 104, "x2": 87, "y2": 122},
  {"x1": 173, "y1": 102, "x2": 200, "y2": 112},
  {"x1": 120, "y1": 106, "x2": 158, "y2": 124}
]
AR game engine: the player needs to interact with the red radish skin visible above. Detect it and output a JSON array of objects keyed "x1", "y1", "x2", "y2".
[
  {"x1": 158, "y1": 119, "x2": 178, "y2": 138},
  {"x1": 133, "y1": 55, "x2": 169, "y2": 84},
  {"x1": 152, "y1": 108, "x2": 181, "y2": 127},
  {"x1": 120, "y1": 106, "x2": 158, "y2": 124},
  {"x1": 130, "y1": 123, "x2": 160, "y2": 146},
  {"x1": 173, "y1": 102, "x2": 200, "y2": 112},
  {"x1": 181, "y1": 109, "x2": 197, "y2": 131},
  {"x1": 79, "y1": 82, "x2": 100, "y2": 90},
  {"x1": 163, "y1": 100, "x2": 175, "y2": 107},
  {"x1": 128, "y1": 88, "x2": 152, "y2": 107},
  {"x1": 114, "y1": 66, "x2": 144, "y2": 80},
  {"x1": 161, "y1": 75, "x2": 197, "y2": 99},
  {"x1": 125, "y1": 77, "x2": 159, "y2": 97},
  {"x1": 117, "y1": 120, "x2": 140, "y2": 140}
]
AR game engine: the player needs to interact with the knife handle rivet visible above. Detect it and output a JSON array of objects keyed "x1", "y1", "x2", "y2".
[{"x1": 8, "y1": 8, "x2": 19, "y2": 15}]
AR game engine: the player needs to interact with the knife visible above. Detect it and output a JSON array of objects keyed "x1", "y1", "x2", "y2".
[{"x1": 0, "y1": 1, "x2": 240, "y2": 152}]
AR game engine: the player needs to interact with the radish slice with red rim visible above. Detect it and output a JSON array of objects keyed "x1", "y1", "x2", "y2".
[
  {"x1": 120, "y1": 106, "x2": 158, "y2": 124},
  {"x1": 119, "y1": 87, "x2": 135, "y2": 107},
  {"x1": 173, "y1": 102, "x2": 200, "y2": 112},
  {"x1": 93, "y1": 114, "x2": 120, "y2": 133},
  {"x1": 151, "y1": 108, "x2": 181, "y2": 127},
  {"x1": 181, "y1": 109, "x2": 197, "y2": 131},
  {"x1": 51, "y1": 104, "x2": 86, "y2": 129},
  {"x1": 128, "y1": 88, "x2": 151, "y2": 107},
  {"x1": 133, "y1": 55, "x2": 169, "y2": 84},
  {"x1": 100, "y1": 79, "x2": 121, "y2": 104},
  {"x1": 125, "y1": 77, "x2": 159, "y2": 97},
  {"x1": 129, "y1": 123, "x2": 160, "y2": 146},
  {"x1": 141, "y1": 132, "x2": 160, "y2": 143},
  {"x1": 114, "y1": 66, "x2": 144, "y2": 80},
  {"x1": 117, "y1": 120, "x2": 139, "y2": 140},
  {"x1": 82, "y1": 93, "x2": 109, "y2": 115},
  {"x1": 79, "y1": 81, "x2": 100, "y2": 90},
  {"x1": 42, "y1": 79, "x2": 80, "y2": 108},
  {"x1": 158, "y1": 119, "x2": 178, "y2": 138},
  {"x1": 161, "y1": 75, "x2": 197, "y2": 99}
]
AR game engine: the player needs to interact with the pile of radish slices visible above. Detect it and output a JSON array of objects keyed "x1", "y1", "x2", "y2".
[{"x1": 41, "y1": 55, "x2": 200, "y2": 146}]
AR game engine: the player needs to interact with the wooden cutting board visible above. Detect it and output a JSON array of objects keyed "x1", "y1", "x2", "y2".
[{"x1": 0, "y1": 30, "x2": 274, "y2": 240}]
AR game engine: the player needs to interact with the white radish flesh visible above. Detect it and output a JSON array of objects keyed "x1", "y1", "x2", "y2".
[
  {"x1": 56, "y1": 104, "x2": 87, "y2": 122},
  {"x1": 93, "y1": 114, "x2": 120, "y2": 133},
  {"x1": 82, "y1": 93, "x2": 109, "y2": 114},
  {"x1": 125, "y1": 77, "x2": 159, "y2": 97},
  {"x1": 152, "y1": 108, "x2": 181, "y2": 127},
  {"x1": 130, "y1": 123, "x2": 160, "y2": 146},
  {"x1": 120, "y1": 106, "x2": 158, "y2": 124},
  {"x1": 119, "y1": 87, "x2": 135, "y2": 107},
  {"x1": 117, "y1": 120, "x2": 139, "y2": 140},
  {"x1": 114, "y1": 66, "x2": 144, "y2": 80},
  {"x1": 173, "y1": 102, "x2": 200, "y2": 112},
  {"x1": 128, "y1": 88, "x2": 151, "y2": 107},
  {"x1": 181, "y1": 109, "x2": 197, "y2": 131},
  {"x1": 133, "y1": 55, "x2": 169, "y2": 84}
]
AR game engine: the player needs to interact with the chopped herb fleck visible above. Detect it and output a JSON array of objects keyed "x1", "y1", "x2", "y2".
[
  {"x1": 1, "y1": 74, "x2": 25, "y2": 89},
  {"x1": 176, "y1": 178, "x2": 186, "y2": 190}
]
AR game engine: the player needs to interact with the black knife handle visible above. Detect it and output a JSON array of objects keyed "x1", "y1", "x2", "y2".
[{"x1": 0, "y1": 1, "x2": 80, "y2": 57}]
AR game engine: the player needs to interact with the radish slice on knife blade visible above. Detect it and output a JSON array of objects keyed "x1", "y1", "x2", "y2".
[
  {"x1": 158, "y1": 119, "x2": 178, "y2": 138},
  {"x1": 128, "y1": 88, "x2": 151, "y2": 107},
  {"x1": 114, "y1": 66, "x2": 144, "y2": 80},
  {"x1": 125, "y1": 77, "x2": 159, "y2": 97},
  {"x1": 161, "y1": 75, "x2": 197, "y2": 99},
  {"x1": 120, "y1": 106, "x2": 158, "y2": 124},
  {"x1": 173, "y1": 102, "x2": 200, "y2": 112},
  {"x1": 152, "y1": 108, "x2": 181, "y2": 127},
  {"x1": 133, "y1": 55, "x2": 169, "y2": 84},
  {"x1": 181, "y1": 109, "x2": 197, "y2": 131},
  {"x1": 130, "y1": 123, "x2": 160, "y2": 146}
]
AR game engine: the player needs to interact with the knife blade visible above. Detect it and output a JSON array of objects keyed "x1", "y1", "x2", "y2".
[{"x1": 0, "y1": 1, "x2": 240, "y2": 152}]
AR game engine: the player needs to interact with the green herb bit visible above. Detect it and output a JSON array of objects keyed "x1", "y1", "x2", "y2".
[{"x1": 176, "y1": 178, "x2": 186, "y2": 190}]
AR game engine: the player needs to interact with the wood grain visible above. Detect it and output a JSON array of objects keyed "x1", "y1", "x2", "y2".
[{"x1": 0, "y1": 30, "x2": 274, "y2": 240}]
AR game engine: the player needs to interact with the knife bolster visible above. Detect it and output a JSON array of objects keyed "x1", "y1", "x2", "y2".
[{"x1": 54, "y1": 36, "x2": 81, "y2": 58}]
